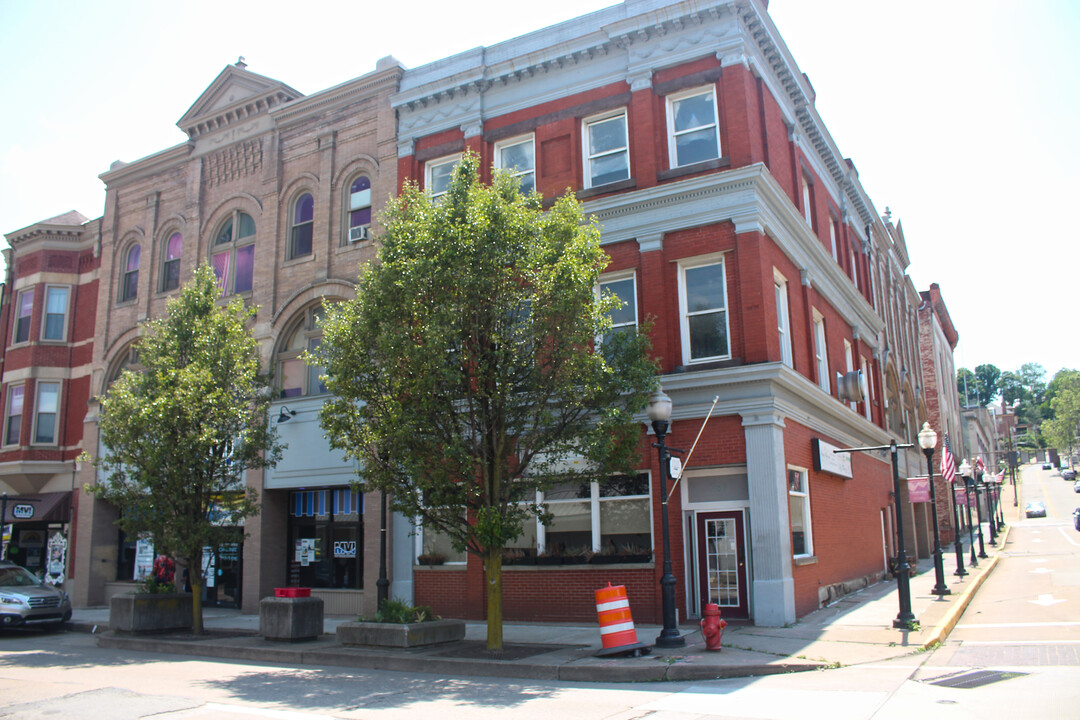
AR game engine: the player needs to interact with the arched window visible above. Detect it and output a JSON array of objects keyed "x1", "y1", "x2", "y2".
[
  {"x1": 212, "y1": 211, "x2": 256, "y2": 295},
  {"x1": 346, "y1": 176, "x2": 371, "y2": 244},
  {"x1": 121, "y1": 244, "x2": 140, "y2": 301},
  {"x1": 161, "y1": 232, "x2": 182, "y2": 292},
  {"x1": 276, "y1": 305, "x2": 328, "y2": 398},
  {"x1": 290, "y1": 194, "x2": 314, "y2": 259}
]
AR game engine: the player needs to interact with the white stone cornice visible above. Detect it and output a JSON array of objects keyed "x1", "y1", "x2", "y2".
[
  {"x1": 636, "y1": 232, "x2": 663, "y2": 253},
  {"x1": 98, "y1": 143, "x2": 193, "y2": 188}
]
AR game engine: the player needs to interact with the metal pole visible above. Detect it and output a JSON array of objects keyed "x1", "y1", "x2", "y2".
[
  {"x1": 973, "y1": 471, "x2": 988, "y2": 559},
  {"x1": 949, "y1": 480, "x2": 967, "y2": 577},
  {"x1": 890, "y1": 441, "x2": 916, "y2": 628},
  {"x1": 0, "y1": 493, "x2": 6, "y2": 561},
  {"x1": 996, "y1": 482, "x2": 1006, "y2": 531},
  {"x1": 924, "y1": 447, "x2": 950, "y2": 595},
  {"x1": 964, "y1": 474, "x2": 978, "y2": 568},
  {"x1": 986, "y1": 475, "x2": 998, "y2": 547},
  {"x1": 376, "y1": 490, "x2": 389, "y2": 607},
  {"x1": 653, "y1": 418, "x2": 685, "y2": 648}
]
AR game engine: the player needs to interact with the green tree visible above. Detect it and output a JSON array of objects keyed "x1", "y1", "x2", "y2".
[
  {"x1": 973, "y1": 364, "x2": 1001, "y2": 405},
  {"x1": 315, "y1": 153, "x2": 658, "y2": 650},
  {"x1": 1043, "y1": 369, "x2": 1080, "y2": 463},
  {"x1": 957, "y1": 367, "x2": 984, "y2": 407},
  {"x1": 88, "y1": 265, "x2": 281, "y2": 634}
]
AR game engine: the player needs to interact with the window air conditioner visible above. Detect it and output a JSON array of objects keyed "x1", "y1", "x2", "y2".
[{"x1": 349, "y1": 225, "x2": 369, "y2": 243}]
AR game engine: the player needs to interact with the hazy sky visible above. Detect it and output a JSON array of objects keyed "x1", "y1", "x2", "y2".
[{"x1": 2, "y1": 0, "x2": 1077, "y2": 380}]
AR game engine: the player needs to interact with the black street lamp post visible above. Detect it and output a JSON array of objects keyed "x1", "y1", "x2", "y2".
[
  {"x1": 949, "y1": 476, "x2": 967, "y2": 577},
  {"x1": 986, "y1": 473, "x2": 998, "y2": 547},
  {"x1": 995, "y1": 479, "x2": 1006, "y2": 531},
  {"x1": 918, "y1": 423, "x2": 950, "y2": 596},
  {"x1": 647, "y1": 388, "x2": 685, "y2": 649},
  {"x1": 960, "y1": 459, "x2": 978, "y2": 568},
  {"x1": 377, "y1": 490, "x2": 389, "y2": 607}
]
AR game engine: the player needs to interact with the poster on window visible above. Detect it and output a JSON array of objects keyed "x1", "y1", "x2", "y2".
[
  {"x1": 295, "y1": 538, "x2": 317, "y2": 566},
  {"x1": 133, "y1": 539, "x2": 154, "y2": 581},
  {"x1": 906, "y1": 477, "x2": 930, "y2": 503}
]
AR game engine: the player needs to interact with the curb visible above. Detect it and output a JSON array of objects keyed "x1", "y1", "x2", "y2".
[{"x1": 923, "y1": 523, "x2": 1009, "y2": 649}]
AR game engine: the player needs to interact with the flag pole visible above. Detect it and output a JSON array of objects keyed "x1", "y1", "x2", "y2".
[{"x1": 667, "y1": 395, "x2": 719, "y2": 501}]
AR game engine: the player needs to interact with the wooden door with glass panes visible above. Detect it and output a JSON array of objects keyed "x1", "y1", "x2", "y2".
[{"x1": 695, "y1": 510, "x2": 748, "y2": 618}]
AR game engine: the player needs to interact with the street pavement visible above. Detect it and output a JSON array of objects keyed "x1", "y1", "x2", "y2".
[{"x1": 66, "y1": 511, "x2": 1012, "y2": 684}]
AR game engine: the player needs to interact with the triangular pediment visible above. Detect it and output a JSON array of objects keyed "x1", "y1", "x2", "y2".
[{"x1": 178, "y1": 63, "x2": 304, "y2": 139}]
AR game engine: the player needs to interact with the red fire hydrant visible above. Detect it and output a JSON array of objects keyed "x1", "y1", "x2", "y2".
[{"x1": 700, "y1": 602, "x2": 728, "y2": 651}]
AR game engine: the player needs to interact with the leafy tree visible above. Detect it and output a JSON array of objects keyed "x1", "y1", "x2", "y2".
[
  {"x1": 88, "y1": 265, "x2": 281, "y2": 634},
  {"x1": 973, "y1": 364, "x2": 1000, "y2": 406},
  {"x1": 998, "y1": 370, "x2": 1027, "y2": 405},
  {"x1": 1043, "y1": 370, "x2": 1080, "y2": 463},
  {"x1": 956, "y1": 368, "x2": 984, "y2": 407},
  {"x1": 315, "y1": 153, "x2": 658, "y2": 650}
]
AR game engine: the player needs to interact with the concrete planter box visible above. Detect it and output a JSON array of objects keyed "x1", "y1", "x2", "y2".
[
  {"x1": 337, "y1": 619, "x2": 466, "y2": 648},
  {"x1": 110, "y1": 593, "x2": 194, "y2": 634},
  {"x1": 260, "y1": 596, "x2": 324, "y2": 642}
]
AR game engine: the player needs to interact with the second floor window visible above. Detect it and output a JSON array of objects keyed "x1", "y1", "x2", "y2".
[
  {"x1": 43, "y1": 287, "x2": 69, "y2": 341},
  {"x1": 34, "y1": 382, "x2": 59, "y2": 444},
  {"x1": 495, "y1": 136, "x2": 535, "y2": 194},
  {"x1": 583, "y1": 110, "x2": 629, "y2": 188},
  {"x1": 801, "y1": 177, "x2": 814, "y2": 229},
  {"x1": 13, "y1": 290, "x2": 32, "y2": 344},
  {"x1": 667, "y1": 87, "x2": 721, "y2": 168},
  {"x1": 277, "y1": 306, "x2": 327, "y2": 398},
  {"x1": 212, "y1": 211, "x2": 256, "y2": 295},
  {"x1": 347, "y1": 176, "x2": 372, "y2": 243},
  {"x1": 161, "y1": 232, "x2": 182, "y2": 292},
  {"x1": 4, "y1": 386, "x2": 23, "y2": 446},
  {"x1": 599, "y1": 274, "x2": 637, "y2": 346},
  {"x1": 290, "y1": 194, "x2": 314, "y2": 259},
  {"x1": 813, "y1": 311, "x2": 830, "y2": 393},
  {"x1": 121, "y1": 245, "x2": 140, "y2": 302},
  {"x1": 775, "y1": 274, "x2": 792, "y2": 368},
  {"x1": 426, "y1": 155, "x2": 461, "y2": 200},
  {"x1": 680, "y1": 258, "x2": 730, "y2": 363}
]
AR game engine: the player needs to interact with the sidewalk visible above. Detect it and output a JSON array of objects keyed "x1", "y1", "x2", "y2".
[{"x1": 70, "y1": 525, "x2": 1011, "y2": 683}]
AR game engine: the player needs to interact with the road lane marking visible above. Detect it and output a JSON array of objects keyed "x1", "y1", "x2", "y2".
[
  {"x1": 956, "y1": 621, "x2": 1080, "y2": 628},
  {"x1": 1058, "y1": 526, "x2": 1080, "y2": 546},
  {"x1": 1029, "y1": 594, "x2": 1066, "y2": 606},
  {"x1": 961, "y1": 640, "x2": 1080, "y2": 645},
  {"x1": 1030, "y1": 568, "x2": 1053, "y2": 573}
]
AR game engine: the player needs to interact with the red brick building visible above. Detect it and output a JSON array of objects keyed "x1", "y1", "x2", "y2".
[{"x1": 393, "y1": 0, "x2": 938, "y2": 626}]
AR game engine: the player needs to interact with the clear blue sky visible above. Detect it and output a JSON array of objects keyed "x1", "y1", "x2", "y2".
[{"x1": 2, "y1": 1, "x2": 1076, "y2": 380}]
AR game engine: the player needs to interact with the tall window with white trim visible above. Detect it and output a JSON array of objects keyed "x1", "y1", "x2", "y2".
[
  {"x1": 680, "y1": 257, "x2": 730, "y2": 364},
  {"x1": 844, "y1": 339, "x2": 856, "y2": 411},
  {"x1": 583, "y1": 110, "x2": 629, "y2": 188},
  {"x1": 599, "y1": 273, "x2": 637, "y2": 346},
  {"x1": 13, "y1": 290, "x2": 32, "y2": 344},
  {"x1": 801, "y1": 176, "x2": 814, "y2": 228},
  {"x1": 813, "y1": 310, "x2": 830, "y2": 393},
  {"x1": 34, "y1": 381, "x2": 59, "y2": 444},
  {"x1": 495, "y1": 136, "x2": 535, "y2": 194},
  {"x1": 829, "y1": 218, "x2": 839, "y2": 261},
  {"x1": 42, "y1": 286, "x2": 69, "y2": 341},
  {"x1": 426, "y1": 154, "x2": 461, "y2": 199},
  {"x1": 774, "y1": 272, "x2": 792, "y2": 368},
  {"x1": 666, "y1": 87, "x2": 720, "y2": 168},
  {"x1": 861, "y1": 356, "x2": 872, "y2": 420},
  {"x1": 788, "y1": 467, "x2": 813, "y2": 557}
]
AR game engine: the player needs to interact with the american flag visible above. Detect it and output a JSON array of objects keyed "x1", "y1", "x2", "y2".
[{"x1": 941, "y1": 434, "x2": 958, "y2": 485}]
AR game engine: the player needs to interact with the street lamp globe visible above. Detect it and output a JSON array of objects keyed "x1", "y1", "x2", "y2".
[
  {"x1": 959, "y1": 458, "x2": 972, "y2": 477},
  {"x1": 647, "y1": 388, "x2": 673, "y2": 425},
  {"x1": 918, "y1": 422, "x2": 937, "y2": 451}
]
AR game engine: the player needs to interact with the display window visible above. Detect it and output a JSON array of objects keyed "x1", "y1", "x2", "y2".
[{"x1": 287, "y1": 488, "x2": 363, "y2": 589}]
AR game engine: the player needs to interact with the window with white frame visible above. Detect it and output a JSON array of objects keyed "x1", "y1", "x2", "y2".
[
  {"x1": 4, "y1": 385, "x2": 23, "y2": 446},
  {"x1": 13, "y1": 290, "x2": 32, "y2": 344},
  {"x1": 33, "y1": 381, "x2": 59, "y2": 444},
  {"x1": 599, "y1": 273, "x2": 637, "y2": 346},
  {"x1": 829, "y1": 218, "x2": 839, "y2": 261},
  {"x1": 861, "y1": 356, "x2": 872, "y2": 420},
  {"x1": 801, "y1": 176, "x2": 814, "y2": 228},
  {"x1": 844, "y1": 339, "x2": 856, "y2": 411},
  {"x1": 120, "y1": 244, "x2": 140, "y2": 302},
  {"x1": 788, "y1": 467, "x2": 813, "y2": 557},
  {"x1": 42, "y1": 286, "x2": 69, "y2": 341},
  {"x1": 426, "y1": 154, "x2": 461, "y2": 199},
  {"x1": 211, "y1": 210, "x2": 256, "y2": 295},
  {"x1": 774, "y1": 271, "x2": 792, "y2": 368},
  {"x1": 345, "y1": 175, "x2": 372, "y2": 244},
  {"x1": 583, "y1": 110, "x2": 629, "y2": 188},
  {"x1": 850, "y1": 248, "x2": 860, "y2": 290},
  {"x1": 161, "y1": 232, "x2": 182, "y2": 292},
  {"x1": 813, "y1": 310, "x2": 830, "y2": 393},
  {"x1": 680, "y1": 257, "x2": 730, "y2": 363},
  {"x1": 504, "y1": 474, "x2": 652, "y2": 560},
  {"x1": 666, "y1": 86, "x2": 721, "y2": 168},
  {"x1": 495, "y1": 135, "x2": 535, "y2": 194}
]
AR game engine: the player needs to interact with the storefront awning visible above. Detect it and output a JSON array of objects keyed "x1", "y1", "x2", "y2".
[{"x1": 1, "y1": 492, "x2": 71, "y2": 524}]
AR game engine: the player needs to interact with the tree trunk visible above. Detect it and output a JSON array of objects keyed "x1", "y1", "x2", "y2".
[
  {"x1": 485, "y1": 549, "x2": 503, "y2": 650},
  {"x1": 190, "y1": 549, "x2": 204, "y2": 636}
]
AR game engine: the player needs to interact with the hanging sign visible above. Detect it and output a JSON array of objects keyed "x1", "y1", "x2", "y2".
[
  {"x1": 907, "y1": 476, "x2": 930, "y2": 503},
  {"x1": 44, "y1": 533, "x2": 67, "y2": 586},
  {"x1": 812, "y1": 439, "x2": 853, "y2": 479},
  {"x1": 133, "y1": 539, "x2": 155, "y2": 581},
  {"x1": 12, "y1": 504, "x2": 34, "y2": 520}
]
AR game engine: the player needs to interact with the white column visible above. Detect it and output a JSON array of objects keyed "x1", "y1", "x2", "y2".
[{"x1": 742, "y1": 410, "x2": 796, "y2": 626}]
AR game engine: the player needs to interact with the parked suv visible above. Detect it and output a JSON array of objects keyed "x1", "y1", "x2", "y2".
[{"x1": 0, "y1": 560, "x2": 72, "y2": 628}]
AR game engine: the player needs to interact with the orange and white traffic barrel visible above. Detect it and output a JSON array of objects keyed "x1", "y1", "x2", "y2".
[{"x1": 594, "y1": 583, "x2": 651, "y2": 657}]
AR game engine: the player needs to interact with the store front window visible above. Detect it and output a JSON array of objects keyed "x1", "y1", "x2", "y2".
[{"x1": 286, "y1": 488, "x2": 362, "y2": 589}]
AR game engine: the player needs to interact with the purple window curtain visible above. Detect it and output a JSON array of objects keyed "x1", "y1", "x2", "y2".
[
  {"x1": 295, "y1": 194, "x2": 314, "y2": 224},
  {"x1": 166, "y1": 233, "x2": 182, "y2": 260},
  {"x1": 349, "y1": 176, "x2": 372, "y2": 228},
  {"x1": 234, "y1": 245, "x2": 255, "y2": 294},
  {"x1": 212, "y1": 252, "x2": 230, "y2": 293}
]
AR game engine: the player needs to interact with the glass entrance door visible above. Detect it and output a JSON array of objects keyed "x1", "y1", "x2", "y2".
[{"x1": 695, "y1": 511, "x2": 748, "y2": 618}]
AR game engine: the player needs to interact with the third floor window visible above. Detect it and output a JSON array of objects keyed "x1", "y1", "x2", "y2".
[
  {"x1": 667, "y1": 87, "x2": 721, "y2": 168},
  {"x1": 583, "y1": 110, "x2": 629, "y2": 188}
]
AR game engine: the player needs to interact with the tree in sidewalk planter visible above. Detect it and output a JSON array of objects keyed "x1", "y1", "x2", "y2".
[
  {"x1": 87, "y1": 264, "x2": 281, "y2": 635},
  {"x1": 315, "y1": 153, "x2": 658, "y2": 651}
]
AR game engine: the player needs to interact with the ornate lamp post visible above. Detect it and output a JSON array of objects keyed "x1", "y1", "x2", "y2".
[
  {"x1": 918, "y1": 423, "x2": 950, "y2": 596},
  {"x1": 647, "y1": 388, "x2": 685, "y2": 648},
  {"x1": 948, "y1": 473, "x2": 967, "y2": 577},
  {"x1": 959, "y1": 459, "x2": 978, "y2": 568},
  {"x1": 974, "y1": 464, "x2": 989, "y2": 558}
]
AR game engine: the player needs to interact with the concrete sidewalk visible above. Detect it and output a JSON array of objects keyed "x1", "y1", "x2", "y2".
[{"x1": 69, "y1": 525, "x2": 1010, "y2": 683}]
